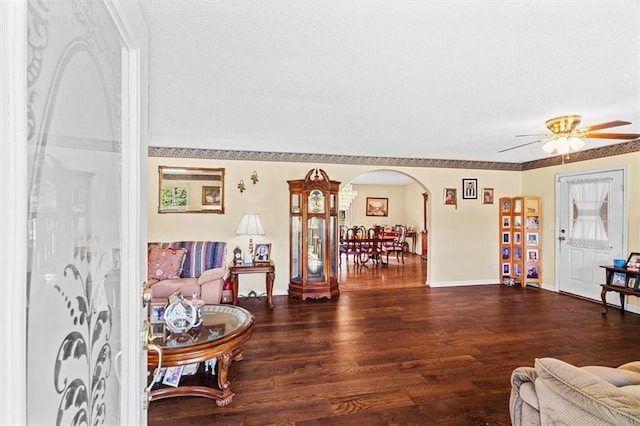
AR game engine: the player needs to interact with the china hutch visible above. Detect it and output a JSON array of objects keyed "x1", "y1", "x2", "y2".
[
  {"x1": 287, "y1": 168, "x2": 340, "y2": 300},
  {"x1": 499, "y1": 196, "x2": 542, "y2": 288}
]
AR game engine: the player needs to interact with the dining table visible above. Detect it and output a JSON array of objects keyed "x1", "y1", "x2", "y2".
[{"x1": 339, "y1": 236, "x2": 396, "y2": 266}]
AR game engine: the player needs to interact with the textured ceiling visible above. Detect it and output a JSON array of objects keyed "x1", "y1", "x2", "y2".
[{"x1": 139, "y1": 0, "x2": 640, "y2": 164}]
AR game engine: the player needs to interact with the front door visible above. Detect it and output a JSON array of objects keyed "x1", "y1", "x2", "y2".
[
  {"x1": 24, "y1": 1, "x2": 148, "y2": 424},
  {"x1": 556, "y1": 168, "x2": 626, "y2": 302}
]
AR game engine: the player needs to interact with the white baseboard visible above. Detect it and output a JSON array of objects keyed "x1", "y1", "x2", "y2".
[{"x1": 427, "y1": 279, "x2": 497, "y2": 288}]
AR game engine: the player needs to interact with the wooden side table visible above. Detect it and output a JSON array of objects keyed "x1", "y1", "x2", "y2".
[
  {"x1": 599, "y1": 265, "x2": 640, "y2": 315},
  {"x1": 229, "y1": 261, "x2": 275, "y2": 309}
]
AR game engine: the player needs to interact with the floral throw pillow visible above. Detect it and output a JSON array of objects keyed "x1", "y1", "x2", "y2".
[{"x1": 148, "y1": 245, "x2": 187, "y2": 280}]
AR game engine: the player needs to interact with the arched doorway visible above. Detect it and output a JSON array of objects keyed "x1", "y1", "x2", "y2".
[{"x1": 338, "y1": 170, "x2": 429, "y2": 290}]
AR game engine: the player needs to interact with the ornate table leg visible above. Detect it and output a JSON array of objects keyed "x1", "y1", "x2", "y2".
[
  {"x1": 601, "y1": 286, "x2": 608, "y2": 315},
  {"x1": 231, "y1": 272, "x2": 239, "y2": 305},
  {"x1": 215, "y1": 352, "x2": 234, "y2": 407},
  {"x1": 266, "y1": 271, "x2": 275, "y2": 309}
]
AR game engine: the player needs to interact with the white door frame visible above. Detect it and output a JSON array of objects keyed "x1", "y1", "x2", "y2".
[
  {"x1": 1, "y1": 3, "x2": 28, "y2": 425},
  {"x1": 0, "y1": 1, "x2": 148, "y2": 424},
  {"x1": 554, "y1": 166, "x2": 628, "y2": 301}
]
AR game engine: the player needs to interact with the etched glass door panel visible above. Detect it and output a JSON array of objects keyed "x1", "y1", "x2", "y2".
[{"x1": 26, "y1": 1, "x2": 134, "y2": 424}]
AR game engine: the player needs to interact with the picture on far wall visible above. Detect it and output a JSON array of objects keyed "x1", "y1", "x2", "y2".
[
  {"x1": 366, "y1": 197, "x2": 388, "y2": 216},
  {"x1": 482, "y1": 188, "x2": 494, "y2": 204},
  {"x1": 444, "y1": 188, "x2": 457, "y2": 205},
  {"x1": 462, "y1": 178, "x2": 478, "y2": 199},
  {"x1": 202, "y1": 186, "x2": 221, "y2": 206}
]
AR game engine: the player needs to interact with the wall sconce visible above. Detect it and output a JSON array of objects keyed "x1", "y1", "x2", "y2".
[
  {"x1": 251, "y1": 171, "x2": 259, "y2": 185},
  {"x1": 237, "y1": 179, "x2": 246, "y2": 193}
]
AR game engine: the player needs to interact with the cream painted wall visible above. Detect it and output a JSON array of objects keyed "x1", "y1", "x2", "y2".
[
  {"x1": 148, "y1": 156, "x2": 522, "y2": 295},
  {"x1": 522, "y1": 152, "x2": 640, "y2": 298}
]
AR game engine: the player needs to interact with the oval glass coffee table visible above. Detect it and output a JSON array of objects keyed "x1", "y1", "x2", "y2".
[{"x1": 148, "y1": 304, "x2": 255, "y2": 406}]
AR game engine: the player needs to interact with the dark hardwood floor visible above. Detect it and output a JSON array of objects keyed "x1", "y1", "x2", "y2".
[{"x1": 148, "y1": 254, "x2": 640, "y2": 425}]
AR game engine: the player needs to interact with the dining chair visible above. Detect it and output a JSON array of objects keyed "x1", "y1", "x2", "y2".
[
  {"x1": 340, "y1": 226, "x2": 360, "y2": 266},
  {"x1": 383, "y1": 225, "x2": 407, "y2": 264}
]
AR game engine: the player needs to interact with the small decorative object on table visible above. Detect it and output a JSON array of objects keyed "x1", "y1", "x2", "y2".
[
  {"x1": 164, "y1": 291, "x2": 200, "y2": 334},
  {"x1": 254, "y1": 243, "x2": 271, "y2": 263},
  {"x1": 613, "y1": 258, "x2": 626, "y2": 268},
  {"x1": 626, "y1": 252, "x2": 640, "y2": 270},
  {"x1": 162, "y1": 366, "x2": 184, "y2": 387},
  {"x1": 233, "y1": 246, "x2": 243, "y2": 266}
]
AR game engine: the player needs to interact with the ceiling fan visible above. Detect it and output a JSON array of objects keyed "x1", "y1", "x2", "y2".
[{"x1": 499, "y1": 115, "x2": 640, "y2": 155}]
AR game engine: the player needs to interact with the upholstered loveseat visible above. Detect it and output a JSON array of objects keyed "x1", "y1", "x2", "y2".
[
  {"x1": 147, "y1": 241, "x2": 227, "y2": 305},
  {"x1": 510, "y1": 357, "x2": 640, "y2": 425}
]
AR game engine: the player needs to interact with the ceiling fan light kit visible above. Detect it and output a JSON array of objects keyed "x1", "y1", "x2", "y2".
[{"x1": 502, "y1": 114, "x2": 640, "y2": 158}]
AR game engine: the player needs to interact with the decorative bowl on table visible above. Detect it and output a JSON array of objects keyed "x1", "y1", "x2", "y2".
[{"x1": 613, "y1": 259, "x2": 626, "y2": 268}]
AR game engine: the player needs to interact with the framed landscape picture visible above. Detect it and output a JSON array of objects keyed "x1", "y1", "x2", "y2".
[{"x1": 366, "y1": 197, "x2": 388, "y2": 216}]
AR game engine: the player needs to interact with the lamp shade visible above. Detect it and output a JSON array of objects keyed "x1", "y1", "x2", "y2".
[{"x1": 235, "y1": 212, "x2": 265, "y2": 236}]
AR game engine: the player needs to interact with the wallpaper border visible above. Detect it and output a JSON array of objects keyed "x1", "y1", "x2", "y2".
[{"x1": 149, "y1": 140, "x2": 640, "y2": 171}]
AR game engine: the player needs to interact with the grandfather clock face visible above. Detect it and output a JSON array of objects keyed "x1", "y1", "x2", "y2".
[{"x1": 308, "y1": 189, "x2": 324, "y2": 213}]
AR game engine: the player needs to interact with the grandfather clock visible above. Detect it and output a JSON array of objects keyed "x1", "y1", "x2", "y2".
[{"x1": 288, "y1": 168, "x2": 340, "y2": 300}]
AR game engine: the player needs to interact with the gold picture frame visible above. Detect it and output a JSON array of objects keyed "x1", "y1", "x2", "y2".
[{"x1": 366, "y1": 197, "x2": 388, "y2": 217}]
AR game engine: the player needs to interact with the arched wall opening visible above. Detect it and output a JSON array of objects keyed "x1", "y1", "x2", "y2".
[{"x1": 339, "y1": 169, "x2": 430, "y2": 285}]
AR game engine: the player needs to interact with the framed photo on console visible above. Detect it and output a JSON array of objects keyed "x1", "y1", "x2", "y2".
[
  {"x1": 162, "y1": 366, "x2": 184, "y2": 387},
  {"x1": 150, "y1": 303, "x2": 165, "y2": 324},
  {"x1": 254, "y1": 243, "x2": 271, "y2": 263},
  {"x1": 626, "y1": 252, "x2": 640, "y2": 269},
  {"x1": 612, "y1": 272, "x2": 628, "y2": 287}
]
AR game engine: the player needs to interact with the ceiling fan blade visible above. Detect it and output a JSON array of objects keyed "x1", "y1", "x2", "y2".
[
  {"x1": 583, "y1": 132, "x2": 640, "y2": 140},
  {"x1": 498, "y1": 139, "x2": 544, "y2": 153},
  {"x1": 515, "y1": 133, "x2": 548, "y2": 138},
  {"x1": 579, "y1": 120, "x2": 631, "y2": 133}
]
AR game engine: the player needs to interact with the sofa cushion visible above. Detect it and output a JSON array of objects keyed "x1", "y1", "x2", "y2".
[
  {"x1": 620, "y1": 385, "x2": 640, "y2": 400},
  {"x1": 535, "y1": 357, "x2": 640, "y2": 425},
  {"x1": 583, "y1": 366, "x2": 640, "y2": 387},
  {"x1": 166, "y1": 241, "x2": 226, "y2": 278},
  {"x1": 147, "y1": 246, "x2": 187, "y2": 280}
]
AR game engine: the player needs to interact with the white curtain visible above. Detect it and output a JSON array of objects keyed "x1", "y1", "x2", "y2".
[{"x1": 568, "y1": 177, "x2": 611, "y2": 250}]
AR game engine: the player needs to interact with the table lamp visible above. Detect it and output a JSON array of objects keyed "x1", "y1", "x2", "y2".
[{"x1": 235, "y1": 212, "x2": 265, "y2": 264}]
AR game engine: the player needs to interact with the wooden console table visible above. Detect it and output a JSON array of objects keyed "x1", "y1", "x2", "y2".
[
  {"x1": 229, "y1": 261, "x2": 275, "y2": 309},
  {"x1": 599, "y1": 265, "x2": 640, "y2": 315}
]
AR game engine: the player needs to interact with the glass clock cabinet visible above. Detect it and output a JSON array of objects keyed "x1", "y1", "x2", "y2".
[{"x1": 287, "y1": 168, "x2": 341, "y2": 300}]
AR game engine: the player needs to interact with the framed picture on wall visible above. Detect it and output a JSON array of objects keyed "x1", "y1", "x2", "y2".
[
  {"x1": 482, "y1": 188, "x2": 494, "y2": 204},
  {"x1": 202, "y1": 186, "x2": 221, "y2": 206},
  {"x1": 462, "y1": 178, "x2": 477, "y2": 199},
  {"x1": 366, "y1": 197, "x2": 388, "y2": 216},
  {"x1": 444, "y1": 188, "x2": 457, "y2": 205}
]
